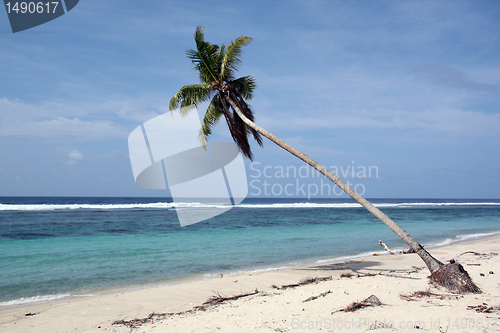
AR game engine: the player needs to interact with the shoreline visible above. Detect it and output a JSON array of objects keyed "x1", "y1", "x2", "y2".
[
  {"x1": 2, "y1": 229, "x2": 500, "y2": 311},
  {"x1": 1, "y1": 234, "x2": 500, "y2": 332}
]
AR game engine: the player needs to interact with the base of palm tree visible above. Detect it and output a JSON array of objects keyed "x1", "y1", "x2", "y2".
[{"x1": 429, "y1": 262, "x2": 481, "y2": 294}]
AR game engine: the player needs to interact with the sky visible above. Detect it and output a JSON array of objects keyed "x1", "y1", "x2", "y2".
[{"x1": 0, "y1": 0, "x2": 499, "y2": 199}]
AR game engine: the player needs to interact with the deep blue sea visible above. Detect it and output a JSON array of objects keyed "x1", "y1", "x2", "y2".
[{"x1": 1, "y1": 197, "x2": 500, "y2": 307}]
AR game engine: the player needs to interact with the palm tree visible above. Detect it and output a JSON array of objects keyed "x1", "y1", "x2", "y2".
[{"x1": 170, "y1": 26, "x2": 480, "y2": 293}]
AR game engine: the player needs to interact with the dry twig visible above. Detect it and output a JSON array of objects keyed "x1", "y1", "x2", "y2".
[
  {"x1": 272, "y1": 276, "x2": 332, "y2": 290},
  {"x1": 303, "y1": 290, "x2": 331, "y2": 302},
  {"x1": 333, "y1": 295, "x2": 382, "y2": 313},
  {"x1": 467, "y1": 303, "x2": 499, "y2": 313},
  {"x1": 113, "y1": 289, "x2": 259, "y2": 328}
]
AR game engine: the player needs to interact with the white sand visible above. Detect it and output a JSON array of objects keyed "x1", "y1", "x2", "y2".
[{"x1": 1, "y1": 235, "x2": 500, "y2": 332}]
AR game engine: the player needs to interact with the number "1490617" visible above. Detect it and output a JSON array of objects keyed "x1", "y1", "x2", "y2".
[{"x1": 5, "y1": 2, "x2": 59, "y2": 14}]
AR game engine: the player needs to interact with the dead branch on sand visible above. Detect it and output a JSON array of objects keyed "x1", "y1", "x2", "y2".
[
  {"x1": 399, "y1": 290, "x2": 463, "y2": 301},
  {"x1": 467, "y1": 303, "x2": 500, "y2": 313},
  {"x1": 112, "y1": 289, "x2": 259, "y2": 328},
  {"x1": 272, "y1": 276, "x2": 332, "y2": 290},
  {"x1": 340, "y1": 272, "x2": 354, "y2": 278},
  {"x1": 333, "y1": 295, "x2": 382, "y2": 313},
  {"x1": 303, "y1": 290, "x2": 331, "y2": 302},
  {"x1": 196, "y1": 289, "x2": 259, "y2": 308}
]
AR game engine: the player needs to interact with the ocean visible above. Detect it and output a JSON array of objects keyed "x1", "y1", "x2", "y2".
[{"x1": 1, "y1": 197, "x2": 499, "y2": 307}]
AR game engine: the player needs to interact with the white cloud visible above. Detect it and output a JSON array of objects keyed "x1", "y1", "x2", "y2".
[
  {"x1": 63, "y1": 150, "x2": 85, "y2": 165},
  {"x1": 0, "y1": 96, "x2": 167, "y2": 139}
]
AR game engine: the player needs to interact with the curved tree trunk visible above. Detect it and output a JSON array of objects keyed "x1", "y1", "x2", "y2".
[{"x1": 225, "y1": 96, "x2": 444, "y2": 273}]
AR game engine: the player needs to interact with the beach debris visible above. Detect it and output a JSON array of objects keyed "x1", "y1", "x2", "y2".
[
  {"x1": 372, "y1": 253, "x2": 382, "y2": 256},
  {"x1": 466, "y1": 263, "x2": 481, "y2": 266},
  {"x1": 24, "y1": 312, "x2": 37, "y2": 316},
  {"x1": 113, "y1": 289, "x2": 260, "y2": 328},
  {"x1": 272, "y1": 276, "x2": 332, "y2": 290},
  {"x1": 429, "y1": 262, "x2": 481, "y2": 294},
  {"x1": 399, "y1": 290, "x2": 436, "y2": 301},
  {"x1": 357, "y1": 272, "x2": 380, "y2": 278},
  {"x1": 460, "y1": 251, "x2": 498, "y2": 258},
  {"x1": 460, "y1": 251, "x2": 481, "y2": 256},
  {"x1": 340, "y1": 272, "x2": 354, "y2": 278},
  {"x1": 399, "y1": 290, "x2": 462, "y2": 301},
  {"x1": 409, "y1": 266, "x2": 425, "y2": 274},
  {"x1": 333, "y1": 295, "x2": 382, "y2": 313},
  {"x1": 467, "y1": 303, "x2": 499, "y2": 313},
  {"x1": 113, "y1": 312, "x2": 166, "y2": 329},
  {"x1": 378, "y1": 240, "x2": 395, "y2": 255},
  {"x1": 303, "y1": 290, "x2": 331, "y2": 302},
  {"x1": 369, "y1": 320, "x2": 394, "y2": 330},
  {"x1": 402, "y1": 247, "x2": 416, "y2": 254},
  {"x1": 196, "y1": 289, "x2": 259, "y2": 308}
]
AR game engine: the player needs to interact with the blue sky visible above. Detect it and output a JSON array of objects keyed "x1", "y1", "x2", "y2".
[{"x1": 0, "y1": 0, "x2": 499, "y2": 198}]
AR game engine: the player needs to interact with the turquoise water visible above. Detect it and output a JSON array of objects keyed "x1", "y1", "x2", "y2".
[{"x1": 1, "y1": 197, "x2": 500, "y2": 306}]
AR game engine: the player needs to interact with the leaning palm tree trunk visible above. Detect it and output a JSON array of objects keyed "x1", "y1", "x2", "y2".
[
  {"x1": 227, "y1": 97, "x2": 481, "y2": 293},
  {"x1": 225, "y1": 97, "x2": 444, "y2": 273}
]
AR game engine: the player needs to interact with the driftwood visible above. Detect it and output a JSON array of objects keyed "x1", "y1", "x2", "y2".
[
  {"x1": 303, "y1": 290, "x2": 331, "y2": 302},
  {"x1": 467, "y1": 303, "x2": 499, "y2": 313},
  {"x1": 340, "y1": 272, "x2": 354, "y2": 278},
  {"x1": 113, "y1": 289, "x2": 259, "y2": 328},
  {"x1": 378, "y1": 240, "x2": 395, "y2": 255},
  {"x1": 399, "y1": 290, "x2": 439, "y2": 301},
  {"x1": 460, "y1": 251, "x2": 498, "y2": 257},
  {"x1": 342, "y1": 272, "x2": 382, "y2": 278},
  {"x1": 333, "y1": 295, "x2": 382, "y2": 313},
  {"x1": 402, "y1": 247, "x2": 416, "y2": 254},
  {"x1": 402, "y1": 245, "x2": 424, "y2": 254},
  {"x1": 399, "y1": 290, "x2": 462, "y2": 301},
  {"x1": 460, "y1": 251, "x2": 481, "y2": 256},
  {"x1": 272, "y1": 276, "x2": 332, "y2": 290},
  {"x1": 196, "y1": 289, "x2": 259, "y2": 308},
  {"x1": 357, "y1": 272, "x2": 380, "y2": 278}
]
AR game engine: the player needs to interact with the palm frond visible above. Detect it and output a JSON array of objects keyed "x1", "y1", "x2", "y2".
[
  {"x1": 186, "y1": 26, "x2": 220, "y2": 84},
  {"x1": 198, "y1": 101, "x2": 224, "y2": 146},
  {"x1": 220, "y1": 36, "x2": 253, "y2": 81},
  {"x1": 228, "y1": 75, "x2": 256, "y2": 100},
  {"x1": 169, "y1": 84, "x2": 212, "y2": 113}
]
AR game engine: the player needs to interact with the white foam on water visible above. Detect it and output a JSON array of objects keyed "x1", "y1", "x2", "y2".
[
  {"x1": 0, "y1": 294, "x2": 71, "y2": 307},
  {"x1": 1, "y1": 201, "x2": 498, "y2": 211},
  {"x1": 424, "y1": 231, "x2": 500, "y2": 249}
]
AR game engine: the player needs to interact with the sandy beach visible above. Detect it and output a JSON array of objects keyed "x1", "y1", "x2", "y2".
[{"x1": 1, "y1": 235, "x2": 499, "y2": 333}]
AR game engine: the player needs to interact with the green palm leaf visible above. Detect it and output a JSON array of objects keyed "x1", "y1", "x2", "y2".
[
  {"x1": 198, "y1": 101, "x2": 223, "y2": 145},
  {"x1": 220, "y1": 36, "x2": 253, "y2": 81},
  {"x1": 187, "y1": 26, "x2": 221, "y2": 84},
  {"x1": 169, "y1": 84, "x2": 212, "y2": 114}
]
